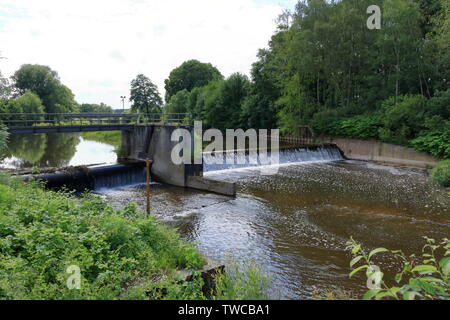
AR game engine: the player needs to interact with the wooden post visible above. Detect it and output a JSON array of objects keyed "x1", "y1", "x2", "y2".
[{"x1": 145, "y1": 159, "x2": 153, "y2": 215}]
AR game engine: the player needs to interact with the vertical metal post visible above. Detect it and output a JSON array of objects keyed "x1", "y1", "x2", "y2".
[{"x1": 145, "y1": 159, "x2": 152, "y2": 215}]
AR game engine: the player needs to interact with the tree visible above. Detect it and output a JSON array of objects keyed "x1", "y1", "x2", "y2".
[
  {"x1": 14, "y1": 91, "x2": 45, "y2": 114},
  {"x1": 79, "y1": 103, "x2": 113, "y2": 113},
  {"x1": 0, "y1": 71, "x2": 11, "y2": 100},
  {"x1": 0, "y1": 123, "x2": 8, "y2": 153},
  {"x1": 129, "y1": 74, "x2": 163, "y2": 114},
  {"x1": 203, "y1": 73, "x2": 250, "y2": 130},
  {"x1": 164, "y1": 60, "x2": 223, "y2": 102},
  {"x1": 165, "y1": 89, "x2": 190, "y2": 114},
  {"x1": 12, "y1": 64, "x2": 77, "y2": 113}
]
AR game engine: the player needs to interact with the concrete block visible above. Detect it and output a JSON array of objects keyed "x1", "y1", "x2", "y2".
[{"x1": 186, "y1": 176, "x2": 236, "y2": 197}]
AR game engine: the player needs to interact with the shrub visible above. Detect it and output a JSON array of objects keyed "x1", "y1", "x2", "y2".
[
  {"x1": 347, "y1": 237, "x2": 450, "y2": 300},
  {"x1": 380, "y1": 95, "x2": 427, "y2": 142},
  {"x1": 411, "y1": 130, "x2": 450, "y2": 159},
  {"x1": 431, "y1": 160, "x2": 450, "y2": 187},
  {"x1": 334, "y1": 115, "x2": 382, "y2": 138},
  {"x1": 0, "y1": 123, "x2": 8, "y2": 153},
  {"x1": 0, "y1": 174, "x2": 206, "y2": 299},
  {"x1": 213, "y1": 261, "x2": 271, "y2": 300}
]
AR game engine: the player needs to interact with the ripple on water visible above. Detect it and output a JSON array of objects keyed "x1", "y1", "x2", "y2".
[{"x1": 103, "y1": 160, "x2": 450, "y2": 299}]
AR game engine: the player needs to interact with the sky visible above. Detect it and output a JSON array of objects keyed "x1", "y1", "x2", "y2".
[{"x1": 0, "y1": 0, "x2": 296, "y2": 108}]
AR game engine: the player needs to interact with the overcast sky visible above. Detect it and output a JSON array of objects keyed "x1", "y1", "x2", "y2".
[{"x1": 0, "y1": 0, "x2": 296, "y2": 108}]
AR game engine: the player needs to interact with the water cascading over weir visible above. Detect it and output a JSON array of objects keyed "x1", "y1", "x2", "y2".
[{"x1": 6, "y1": 113, "x2": 344, "y2": 196}]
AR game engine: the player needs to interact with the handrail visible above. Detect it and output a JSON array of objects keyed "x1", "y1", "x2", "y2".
[{"x1": 0, "y1": 113, "x2": 193, "y2": 127}]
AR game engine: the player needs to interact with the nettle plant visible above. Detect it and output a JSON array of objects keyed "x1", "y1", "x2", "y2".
[{"x1": 346, "y1": 237, "x2": 450, "y2": 300}]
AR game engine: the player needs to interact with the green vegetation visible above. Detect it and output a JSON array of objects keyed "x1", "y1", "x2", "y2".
[
  {"x1": 1, "y1": 1, "x2": 448, "y2": 160},
  {"x1": 12, "y1": 64, "x2": 77, "y2": 113},
  {"x1": 431, "y1": 160, "x2": 450, "y2": 187},
  {"x1": 164, "y1": 59, "x2": 223, "y2": 102},
  {"x1": 213, "y1": 261, "x2": 271, "y2": 300},
  {"x1": 129, "y1": 74, "x2": 163, "y2": 114},
  {"x1": 81, "y1": 131, "x2": 121, "y2": 148},
  {"x1": 79, "y1": 103, "x2": 113, "y2": 113},
  {"x1": 347, "y1": 237, "x2": 450, "y2": 300},
  {"x1": 0, "y1": 174, "x2": 270, "y2": 300},
  {"x1": 0, "y1": 124, "x2": 8, "y2": 153},
  {"x1": 0, "y1": 173, "x2": 204, "y2": 299},
  {"x1": 160, "y1": 0, "x2": 449, "y2": 159}
]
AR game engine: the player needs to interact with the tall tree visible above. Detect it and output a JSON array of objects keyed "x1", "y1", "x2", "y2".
[
  {"x1": 12, "y1": 64, "x2": 77, "y2": 113},
  {"x1": 164, "y1": 60, "x2": 223, "y2": 102},
  {"x1": 0, "y1": 71, "x2": 11, "y2": 100},
  {"x1": 204, "y1": 73, "x2": 250, "y2": 130},
  {"x1": 129, "y1": 74, "x2": 163, "y2": 114}
]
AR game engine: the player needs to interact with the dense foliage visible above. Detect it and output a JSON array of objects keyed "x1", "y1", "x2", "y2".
[
  {"x1": 347, "y1": 237, "x2": 450, "y2": 300},
  {"x1": 162, "y1": 0, "x2": 449, "y2": 159},
  {"x1": 12, "y1": 64, "x2": 77, "y2": 113},
  {"x1": 431, "y1": 160, "x2": 450, "y2": 187},
  {"x1": 0, "y1": 174, "x2": 272, "y2": 300},
  {"x1": 129, "y1": 74, "x2": 163, "y2": 114},
  {"x1": 79, "y1": 103, "x2": 113, "y2": 113},
  {"x1": 0, "y1": 64, "x2": 117, "y2": 115},
  {"x1": 0, "y1": 124, "x2": 8, "y2": 153},
  {"x1": 164, "y1": 60, "x2": 223, "y2": 102},
  {"x1": 0, "y1": 174, "x2": 206, "y2": 299}
]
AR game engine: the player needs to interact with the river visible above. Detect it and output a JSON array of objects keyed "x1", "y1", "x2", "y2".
[{"x1": 1, "y1": 133, "x2": 449, "y2": 299}]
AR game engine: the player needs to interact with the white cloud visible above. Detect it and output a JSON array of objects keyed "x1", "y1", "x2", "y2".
[{"x1": 0, "y1": 0, "x2": 287, "y2": 108}]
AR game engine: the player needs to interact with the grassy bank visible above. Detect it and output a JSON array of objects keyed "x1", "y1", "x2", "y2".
[
  {"x1": 81, "y1": 131, "x2": 121, "y2": 148},
  {"x1": 0, "y1": 173, "x2": 269, "y2": 300}
]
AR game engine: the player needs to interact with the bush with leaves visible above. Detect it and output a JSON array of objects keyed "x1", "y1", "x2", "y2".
[
  {"x1": 0, "y1": 174, "x2": 271, "y2": 300},
  {"x1": 409, "y1": 115, "x2": 450, "y2": 159},
  {"x1": 0, "y1": 124, "x2": 8, "y2": 153},
  {"x1": 347, "y1": 237, "x2": 450, "y2": 300},
  {"x1": 430, "y1": 160, "x2": 450, "y2": 187},
  {"x1": 0, "y1": 174, "x2": 206, "y2": 299}
]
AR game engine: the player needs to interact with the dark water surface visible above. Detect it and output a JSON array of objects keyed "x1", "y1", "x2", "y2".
[{"x1": 101, "y1": 160, "x2": 450, "y2": 299}]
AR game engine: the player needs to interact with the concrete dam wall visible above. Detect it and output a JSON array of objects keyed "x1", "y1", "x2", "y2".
[
  {"x1": 121, "y1": 125, "x2": 236, "y2": 197},
  {"x1": 319, "y1": 136, "x2": 437, "y2": 168}
]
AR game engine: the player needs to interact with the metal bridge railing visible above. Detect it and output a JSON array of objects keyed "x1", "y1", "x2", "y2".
[{"x1": 0, "y1": 113, "x2": 192, "y2": 127}]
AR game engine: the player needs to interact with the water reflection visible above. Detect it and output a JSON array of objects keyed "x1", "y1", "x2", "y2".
[{"x1": 0, "y1": 133, "x2": 117, "y2": 169}]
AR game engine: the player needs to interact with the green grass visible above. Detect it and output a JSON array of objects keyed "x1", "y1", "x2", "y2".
[{"x1": 81, "y1": 131, "x2": 121, "y2": 147}]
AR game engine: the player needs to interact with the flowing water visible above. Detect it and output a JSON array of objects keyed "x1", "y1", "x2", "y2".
[
  {"x1": 101, "y1": 148, "x2": 450, "y2": 299},
  {"x1": 2, "y1": 133, "x2": 449, "y2": 299}
]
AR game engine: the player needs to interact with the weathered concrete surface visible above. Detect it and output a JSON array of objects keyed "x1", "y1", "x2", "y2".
[
  {"x1": 122, "y1": 125, "x2": 189, "y2": 187},
  {"x1": 186, "y1": 176, "x2": 236, "y2": 197},
  {"x1": 121, "y1": 125, "x2": 236, "y2": 196},
  {"x1": 319, "y1": 136, "x2": 437, "y2": 168}
]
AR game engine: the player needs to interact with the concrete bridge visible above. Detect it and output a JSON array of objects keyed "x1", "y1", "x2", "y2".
[{"x1": 1, "y1": 113, "x2": 236, "y2": 196}]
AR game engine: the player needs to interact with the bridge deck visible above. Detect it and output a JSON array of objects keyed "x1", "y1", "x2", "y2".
[{"x1": 0, "y1": 113, "x2": 192, "y2": 134}]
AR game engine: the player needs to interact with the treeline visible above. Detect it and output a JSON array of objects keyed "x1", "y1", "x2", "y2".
[
  {"x1": 0, "y1": 64, "x2": 114, "y2": 114},
  {"x1": 1, "y1": 0, "x2": 448, "y2": 158},
  {"x1": 163, "y1": 0, "x2": 449, "y2": 158}
]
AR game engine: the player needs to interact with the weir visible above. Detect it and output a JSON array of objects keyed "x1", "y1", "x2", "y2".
[
  {"x1": 203, "y1": 144, "x2": 344, "y2": 172},
  {"x1": 23, "y1": 163, "x2": 147, "y2": 192},
  {"x1": 5, "y1": 113, "x2": 345, "y2": 197}
]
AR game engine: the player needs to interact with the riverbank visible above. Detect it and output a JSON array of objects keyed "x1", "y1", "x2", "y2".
[
  {"x1": 0, "y1": 173, "x2": 269, "y2": 299},
  {"x1": 81, "y1": 131, "x2": 121, "y2": 148}
]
